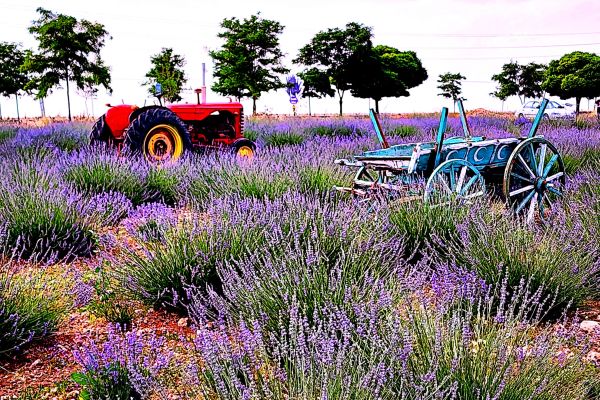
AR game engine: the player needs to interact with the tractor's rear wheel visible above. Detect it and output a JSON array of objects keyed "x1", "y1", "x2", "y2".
[
  {"x1": 89, "y1": 115, "x2": 113, "y2": 146},
  {"x1": 125, "y1": 108, "x2": 192, "y2": 163}
]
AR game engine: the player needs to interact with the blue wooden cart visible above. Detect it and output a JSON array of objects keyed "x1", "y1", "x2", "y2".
[{"x1": 335, "y1": 99, "x2": 566, "y2": 222}]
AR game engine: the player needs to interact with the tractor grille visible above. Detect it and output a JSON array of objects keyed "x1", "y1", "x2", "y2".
[{"x1": 240, "y1": 109, "x2": 244, "y2": 135}]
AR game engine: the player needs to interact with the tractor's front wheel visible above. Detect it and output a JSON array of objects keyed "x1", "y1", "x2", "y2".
[
  {"x1": 232, "y1": 138, "x2": 256, "y2": 158},
  {"x1": 125, "y1": 108, "x2": 192, "y2": 163}
]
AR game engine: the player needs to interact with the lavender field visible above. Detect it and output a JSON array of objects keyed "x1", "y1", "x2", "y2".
[{"x1": 1, "y1": 114, "x2": 600, "y2": 399}]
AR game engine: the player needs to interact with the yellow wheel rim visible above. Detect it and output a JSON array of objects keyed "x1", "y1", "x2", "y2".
[
  {"x1": 237, "y1": 145, "x2": 254, "y2": 158},
  {"x1": 143, "y1": 124, "x2": 184, "y2": 162}
]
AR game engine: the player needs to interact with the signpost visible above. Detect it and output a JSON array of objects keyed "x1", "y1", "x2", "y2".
[{"x1": 286, "y1": 75, "x2": 302, "y2": 116}]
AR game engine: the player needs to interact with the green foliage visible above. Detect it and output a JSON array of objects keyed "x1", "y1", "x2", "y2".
[
  {"x1": 144, "y1": 47, "x2": 187, "y2": 103},
  {"x1": 542, "y1": 51, "x2": 600, "y2": 114},
  {"x1": 117, "y1": 217, "x2": 266, "y2": 310},
  {"x1": 388, "y1": 201, "x2": 463, "y2": 259},
  {"x1": 0, "y1": 267, "x2": 68, "y2": 355},
  {"x1": 351, "y1": 46, "x2": 428, "y2": 113},
  {"x1": 297, "y1": 67, "x2": 335, "y2": 99},
  {"x1": 491, "y1": 61, "x2": 546, "y2": 104},
  {"x1": 0, "y1": 168, "x2": 96, "y2": 261},
  {"x1": 23, "y1": 8, "x2": 111, "y2": 120},
  {"x1": 263, "y1": 131, "x2": 304, "y2": 147},
  {"x1": 444, "y1": 211, "x2": 598, "y2": 315},
  {"x1": 388, "y1": 125, "x2": 419, "y2": 137},
  {"x1": 0, "y1": 42, "x2": 28, "y2": 99},
  {"x1": 210, "y1": 14, "x2": 289, "y2": 114},
  {"x1": 86, "y1": 264, "x2": 135, "y2": 328},
  {"x1": 146, "y1": 167, "x2": 181, "y2": 206},
  {"x1": 0, "y1": 127, "x2": 17, "y2": 142},
  {"x1": 295, "y1": 22, "x2": 372, "y2": 115},
  {"x1": 64, "y1": 161, "x2": 150, "y2": 206},
  {"x1": 437, "y1": 72, "x2": 466, "y2": 110},
  {"x1": 297, "y1": 165, "x2": 346, "y2": 195},
  {"x1": 311, "y1": 125, "x2": 356, "y2": 137},
  {"x1": 71, "y1": 367, "x2": 134, "y2": 400}
]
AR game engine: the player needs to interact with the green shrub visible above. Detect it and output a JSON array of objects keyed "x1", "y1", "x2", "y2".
[
  {"x1": 388, "y1": 125, "x2": 419, "y2": 138},
  {"x1": 146, "y1": 167, "x2": 181, "y2": 206},
  {"x1": 263, "y1": 131, "x2": 304, "y2": 147},
  {"x1": 442, "y1": 211, "x2": 599, "y2": 315},
  {"x1": 117, "y1": 213, "x2": 267, "y2": 311},
  {"x1": 297, "y1": 165, "x2": 346, "y2": 196},
  {"x1": 0, "y1": 267, "x2": 69, "y2": 355},
  {"x1": 64, "y1": 159, "x2": 151, "y2": 205},
  {"x1": 388, "y1": 200, "x2": 464, "y2": 259}
]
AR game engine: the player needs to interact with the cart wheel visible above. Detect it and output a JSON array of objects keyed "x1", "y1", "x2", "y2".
[
  {"x1": 352, "y1": 166, "x2": 385, "y2": 201},
  {"x1": 503, "y1": 137, "x2": 565, "y2": 223},
  {"x1": 424, "y1": 159, "x2": 485, "y2": 206}
]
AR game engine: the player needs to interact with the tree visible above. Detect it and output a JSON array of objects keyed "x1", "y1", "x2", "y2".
[
  {"x1": 542, "y1": 51, "x2": 600, "y2": 116},
  {"x1": 144, "y1": 48, "x2": 187, "y2": 103},
  {"x1": 295, "y1": 22, "x2": 372, "y2": 115},
  {"x1": 491, "y1": 61, "x2": 545, "y2": 105},
  {"x1": 350, "y1": 46, "x2": 427, "y2": 113},
  {"x1": 210, "y1": 14, "x2": 289, "y2": 115},
  {"x1": 437, "y1": 72, "x2": 466, "y2": 112},
  {"x1": 297, "y1": 68, "x2": 334, "y2": 115},
  {"x1": 0, "y1": 42, "x2": 28, "y2": 121},
  {"x1": 23, "y1": 8, "x2": 111, "y2": 121}
]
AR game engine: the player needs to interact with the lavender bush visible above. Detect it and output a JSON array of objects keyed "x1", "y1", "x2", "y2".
[
  {"x1": 181, "y1": 265, "x2": 599, "y2": 399},
  {"x1": 438, "y1": 204, "x2": 600, "y2": 315},
  {"x1": 72, "y1": 326, "x2": 172, "y2": 399},
  {"x1": 0, "y1": 265, "x2": 68, "y2": 355},
  {"x1": 0, "y1": 161, "x2": 95, "y2": 262}
]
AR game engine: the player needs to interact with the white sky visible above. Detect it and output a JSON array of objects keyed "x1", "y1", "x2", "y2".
[{"x1": 0, "y1": 0, "x2": 599, "y2": 118}]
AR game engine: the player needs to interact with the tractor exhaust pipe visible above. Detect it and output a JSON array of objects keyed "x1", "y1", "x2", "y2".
[{"x1": 202, "y1": 63, "x2": 207, "y2": 104}]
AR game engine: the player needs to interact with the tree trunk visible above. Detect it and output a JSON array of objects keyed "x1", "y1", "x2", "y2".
[
  {"x1": 15, "y1": 94, "x2": 20, "y2": 123},
  {"x1": 453, "y1": 100, "x2": 456, "y2": 114},
  {"x1": 575, "y1": 97, "x2": 581, "y2": 121},
  {"x1": 252, "y1": 97, "x2": 257, "y2": 115},
  {"x1": 0, "y1": 101, "x2": 2, "y2": 120},
  {"x1": 66, "y1": 68, "x2": 72, "y2": 121},
  {"x1": 338, "y1": 97, "x2": 343, "y2": 116},
  {"x1": 308, "y1": 96, "x2": 312, "y2": 116},
  {"x1": 375, "y1": 99, "x2": 380, "y2": 114}
]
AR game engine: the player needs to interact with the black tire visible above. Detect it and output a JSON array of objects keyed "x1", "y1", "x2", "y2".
[
  {"x1": 124, "y1": 108, "x2": 192, "y2": 162},
  {"x1": 232, "y1": 138, "x2": 256, "y2": 157},
  {"x1": 89, "y1": 115, "x2": 112, "y2": 145}
]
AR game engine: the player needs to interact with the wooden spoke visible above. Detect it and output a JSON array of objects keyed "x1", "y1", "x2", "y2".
[
  {"x1": 528, "y1": 143, "x2": 539, "y2": 175},
  {"x1": 537, "y1": 144, "x2": 547, "y2": 176},
  {"x1": 546, "y1": 171, "x2": 564, "y2": 182},
  {"x1": 517, "y1": 154, "x2": 536, "y2": 179},
  {"x1": 456, "y1": 166, "x2": 467, "y2": 193},
  {"x1": 516, "y1": 190, "x2": 536, "y2": 214},
  {"x1": 510, "y1": 172, "x2": 533, "y2": 184},
  {"x1": 509, "y1": 185, "x2": 535, "y2": 197},
  {"x1": 542, "y1": 154, "x2": 559, "y2": 178},
  {"x1": 547, "y1": 185, "x2": 563, "y2": 196},
  {"x1": 460, "y1": 175, "x2": 480, "y2": 196},
  {"x1": 526, "y1": 193, "x2": 538, "y2": 223}
]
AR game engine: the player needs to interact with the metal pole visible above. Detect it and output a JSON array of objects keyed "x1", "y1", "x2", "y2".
[
  {"x1": 15, "y1": 94, "x2": 20, "y2": 123},
  {"x1": 201, "y1": 63, "x2": 207, "y2": 104},
  {"x1": 40, "y1": 98, "x2": 46, "y2": 117}
]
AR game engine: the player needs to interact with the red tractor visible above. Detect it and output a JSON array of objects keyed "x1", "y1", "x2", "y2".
[{"x1": 89, "y1": 93, "x2": 255, "y2": 162}]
